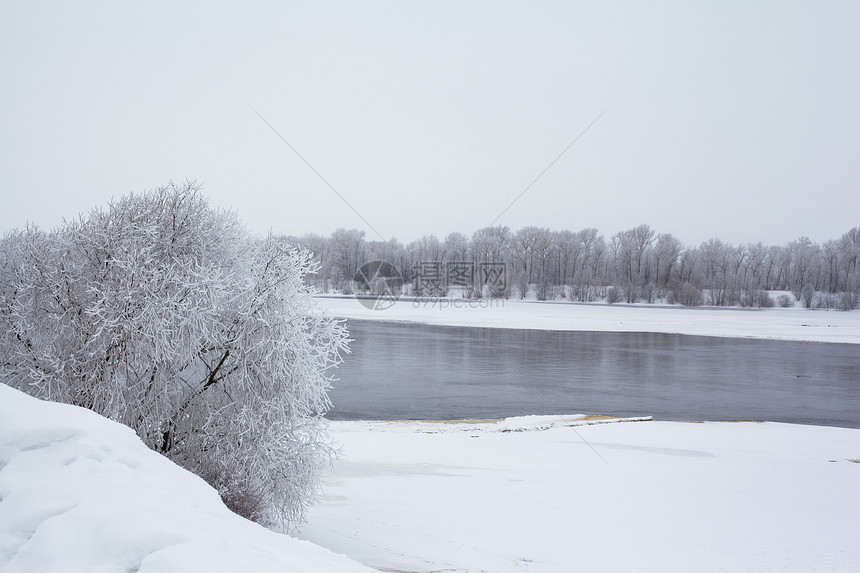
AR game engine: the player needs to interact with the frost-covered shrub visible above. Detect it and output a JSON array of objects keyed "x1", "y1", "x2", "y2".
[
  {"x1": 814, "y1": 292, "x2": 838, "y2": 309},
  {"x1": 802, "y1": 285, "x2": 815, "y2": 309},
  {"x1": 540, "y1": 283, "x2": 563, "y2": 301},
  {"x1": 839, "y1": 291, "x2": 859, "y2": 311},
  {"x1": 0, "y1": 183, "x2": 348, "y2": 529},
  {"x1": 606, "y1": 286, "x2": 621, "y2": 304},
  {"x1": 777, "y1": 294, "x2": 794, "y2": 308},
  {"x1": 740, "y1": 290, "x2": 774, "y2": 308},
  {"x1": 757, "y1": 291, "x2": 775, "y2": 308},
  {"x1": 706, "y1": 287, "x2": 739, "y2": 307},
  {"x1": 677, "y1": 283, "x2": 703, "y2": 307},
  {"x1": 641, "y1": 283, "x2": 657, "y2": 304},
  {"x1": 624, "y1": 284, "x2": 638, "y2": 304}
]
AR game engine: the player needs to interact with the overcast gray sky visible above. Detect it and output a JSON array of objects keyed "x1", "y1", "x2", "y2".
[{"x1": 2, "y1": 1, "x2": 858, "y2": 246}]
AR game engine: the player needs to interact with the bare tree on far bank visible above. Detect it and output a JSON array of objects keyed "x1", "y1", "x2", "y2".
[{"x1": 286, "y1": 223, "x2": 860, "y2": 310}]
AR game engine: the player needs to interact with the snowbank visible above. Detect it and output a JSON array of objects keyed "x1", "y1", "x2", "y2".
[
  {"x1": 301, "y1": 415, "x2": 860, "y2": 573},
  {"x1": 315, "y1": 295, "x2": 860, "y2": 344},
  {"x1": 0, "y1": 384, "x2": 373, "y2": 573},
  {"x1": 4, "y1": 383, "x2": 858, "y2": 573}
]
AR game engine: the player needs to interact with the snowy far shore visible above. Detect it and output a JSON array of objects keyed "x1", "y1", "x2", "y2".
[{"x1": 314, "y1": 295, "x2": 860, "y2": 344}]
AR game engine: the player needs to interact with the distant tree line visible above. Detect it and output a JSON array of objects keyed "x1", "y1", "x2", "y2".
[{"x1": 285, "y1": 224, "x2": 860, "y2": 310}]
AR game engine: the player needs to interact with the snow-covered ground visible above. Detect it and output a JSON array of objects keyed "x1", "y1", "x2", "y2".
[
  {"x1": 315, "y1": 295, "x2": 860, "y2": 344},
  {"x1": 3, "y1": 383, "x2": 858, "y2": 572},
  {"x1": 0, "y1": 384, "x2": 373, "y2": 573},
  {"x1": 301, "y1": 416, "x2": 860, "y2": 573}
]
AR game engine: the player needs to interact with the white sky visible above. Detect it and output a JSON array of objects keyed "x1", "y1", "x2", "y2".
[{"x1": 1, "y1": 1, "x2": 858, "y2": 246}]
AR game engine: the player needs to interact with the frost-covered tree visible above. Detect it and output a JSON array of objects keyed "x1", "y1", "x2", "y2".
[
  {"x1": 471, "y1": 226, "x2": 512, "y2": 297},
  {"x1": 789, "y1": 236, "x2": 819, "y2": 298},
  {"x1": 653, "y1": 233, "x2": 682, "y2": 289},
  {"x1": 512, "y1": 226, "x2": 544, "y2": 299},
  {"x1": 328, "y1": 228, "x2": 367, "y2": 292},
  {"x1": 285, "y1": 233, "x2": 330, "y2": 291},
  {"x1": 0, "y1": 183, "x2": 348, "y2": 528},
  {"x1": 442, "y1": 232, "x2": 470, "y2": 263}
]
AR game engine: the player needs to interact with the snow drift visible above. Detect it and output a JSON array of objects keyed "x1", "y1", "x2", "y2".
[{"x1": 0, "y1": 384, "x2": 372, "y2": 573}]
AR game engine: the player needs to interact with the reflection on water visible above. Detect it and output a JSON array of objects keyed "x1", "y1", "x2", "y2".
[{"x1": 329, "y1": 320, "x2": 860, "y2": 428}]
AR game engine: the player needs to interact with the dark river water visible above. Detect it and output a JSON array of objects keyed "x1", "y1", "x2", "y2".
[{"x1": 328, "y1": 320, "x2": 860, "y2": 428}]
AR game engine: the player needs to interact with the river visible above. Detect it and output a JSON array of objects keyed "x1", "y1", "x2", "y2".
[{"x1": 328, "y1": 320, "x2": 860, "y2": 428}]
